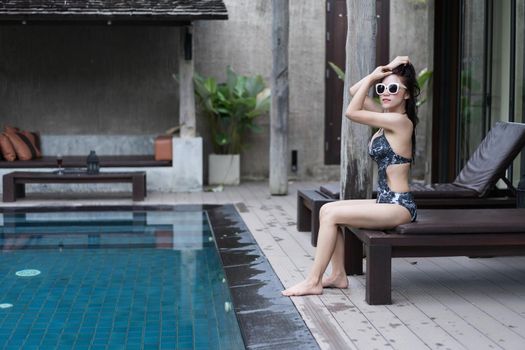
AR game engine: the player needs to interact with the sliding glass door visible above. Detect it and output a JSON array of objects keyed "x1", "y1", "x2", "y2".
[
  {"x1": 458, "y1": 0, "x2": 524, "y2": 185},
  {"x1": 458, "y1": 0, "x2": 488, "y2": 171},
  {"x1": 513, "y1": 0, "x2": 524, "y2": 184}
]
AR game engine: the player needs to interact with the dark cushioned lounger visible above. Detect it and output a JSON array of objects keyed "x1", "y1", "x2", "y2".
[
  {"x1": 345, "y1": 208, "x2": 525, "y2": 305},
  {"x1": 300, "y1": 121, "x2": 525, "y2": 246}
]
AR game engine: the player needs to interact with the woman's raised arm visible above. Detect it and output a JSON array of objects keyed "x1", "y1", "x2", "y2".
[
  {"x1": 349, "y1": 75, "x2": 382, "y2": 113},
  {"x1": 345, "y1": 66, "x2": 409, "y2": 131}
]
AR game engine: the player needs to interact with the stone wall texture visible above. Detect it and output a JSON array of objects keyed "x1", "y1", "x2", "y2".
[{"x1": 0, "y1": 0, "x2": 432, "y2": 182}]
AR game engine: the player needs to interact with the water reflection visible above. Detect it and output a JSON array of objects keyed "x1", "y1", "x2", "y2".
[{"x1": 0, "y1": 210, "x2": 206, "y2": 251}]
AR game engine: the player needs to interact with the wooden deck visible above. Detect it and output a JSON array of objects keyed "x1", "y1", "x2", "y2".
[{"x1": 2, "y1": 181, "x2": 525, "y2": 349}]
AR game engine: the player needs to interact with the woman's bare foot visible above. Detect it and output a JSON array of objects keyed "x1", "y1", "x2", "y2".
[
  {"x1": 282, "y1": 279, "x2": 323, "y2": 296},
  {"x1": 322, "y1": 273, "x2": 349, "y2": 289}
]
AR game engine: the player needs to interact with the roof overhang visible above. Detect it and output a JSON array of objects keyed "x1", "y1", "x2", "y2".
[{"x1": 0, "y1": 0, "x2": 228, "y2": 24}]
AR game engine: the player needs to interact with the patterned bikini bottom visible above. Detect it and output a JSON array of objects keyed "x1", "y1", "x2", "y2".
[{"x1": 376, "y1": 188, "x2": 417, "y2": 222}]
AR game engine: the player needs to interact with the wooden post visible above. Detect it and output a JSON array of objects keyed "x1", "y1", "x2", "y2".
[
  {"x1": 340, "y1": 0, "x2": 376, "y2": 200},
  {"x1": 270, "y1": 0, "x2": 289, "y2": 195},
  {"x1": 179, "y1": 25, "x2": 196, "y2": 138}
]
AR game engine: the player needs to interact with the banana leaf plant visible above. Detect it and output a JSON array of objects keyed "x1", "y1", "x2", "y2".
[{"x1": 194, "y1": 67, "x2": 271, "y2": 155}]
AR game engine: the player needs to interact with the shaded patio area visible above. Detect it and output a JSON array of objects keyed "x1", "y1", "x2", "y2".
[{"x1": 2, "y1": 181, "x2": 524, "y2": 349}]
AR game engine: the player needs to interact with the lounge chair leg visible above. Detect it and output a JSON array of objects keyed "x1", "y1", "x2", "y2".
[
  {"x1": 132, "y1": 174, "x2": 145, "y2": 201},
  {"x1": 365, "y1": 244, "x2": 392, "y2": 305},
  {"x1": 15, "y1": 184, "x2": 25, "y2": 198},
  {"x1": 297, "y1": 191, "x2": 312, "y2": 232},
  {"x1": 344, "y1": 228, "x2": 363, "y2": 275},
  {"x1": 3, "y1": 174, "x2": 16, "y2": 202}
]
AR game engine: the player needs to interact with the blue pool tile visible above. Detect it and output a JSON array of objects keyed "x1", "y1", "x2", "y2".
[
  {"x1": 124, "y1": 344, "x2": 142, "y2": 350},
  {"x1": 0, "y1": 209, "x2": 247, "y2": 350},
  {"x1": 160, "y1": 344, "x2": 176, "y2": 350},
  {"x1": 40, "y1": 339, "x2": 60, "y2": 348},
  {"x1": 20, "y1": 345, "x2": 40, "y2": 350},
  {"x1": 57, "y1": 341, "x2": 77, "y2": 349},
  {"x1": 143, "y1": 345, "x2": 160, "y2": 350},
  {"x1": 0, "y1": 330, "x2": 11, "y2": 339},
  {"x1": 178, "y1": 336, "x2": 194, "y2": 343},
  {"x1": 23, "y1": 339, "x2": 43, "y2": 348},
  {"x1": 178, "y1": 345, "x2": 194, "y2": 350}
]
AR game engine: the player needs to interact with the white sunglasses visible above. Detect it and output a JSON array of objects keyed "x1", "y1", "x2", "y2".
[{"x1": 375, "y1": 82, "x2": 407, "y2": 95}]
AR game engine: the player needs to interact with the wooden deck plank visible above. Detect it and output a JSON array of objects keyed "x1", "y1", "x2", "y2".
[
  {"x1": 469, "y1": 257, "x2": 525, "y2": 290},
  {"x1": 395, "y1": 257, "x2": 525, "y2": 349},
  {"x1": 241, "y1": 182, "x2": 317, "y2": 261},
  {"x1": 436, "y1": 256, "x2": 525, "y2": 317},
  {"x1": 234, "y1": 183, "x2": 355, "y2": 348},
  {"x1": 500, "y1": 256, "x2": 525, "y2": 277},
  {"x1": 368, "y1": 262, "x2": 472, "y2": 350},
  {"x1": 246, "y1": 201, "x2": 313, "y2": 273},
  {"x1": 319, "y1": 288, "x2": 396, "y2": 349},
  {"x1": 341, "y1": 276, "x2": 433, "y2": 350},
  {"x1": 424, "y1": 257, "x2": 525, "y2": 338},
  {"x1": 268, "y1": 256, "x2": 356, "y2": 350},
  {"x1": 391, "y1": 259, "x2": 500, "y2": 350},
  {"x1": 237, "y1": 208, "x2": 289, "y2": 258},
  {"x1": 223, "y1": 185, "x2": 245, "y2": 204}
]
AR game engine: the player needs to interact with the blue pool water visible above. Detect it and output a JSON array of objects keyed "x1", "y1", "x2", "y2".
[{"x1": 0, "y1": 209, "x2": 244, "y2": 349}]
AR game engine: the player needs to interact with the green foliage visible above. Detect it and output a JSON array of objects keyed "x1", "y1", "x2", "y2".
[
  {"x1": 194, "y1": 67, "x2": 271, "y2": 154},
  {"x1": 328, "y1": 62, "x2": 346, "y2": 81},
  {"x1": 416, "y1": 68, "x2": 433, "y2": 107}
]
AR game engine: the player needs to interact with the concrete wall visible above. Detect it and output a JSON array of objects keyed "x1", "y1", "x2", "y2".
[
  {"x1": 0, "y1": 25, "x2": 179, "y2": 135},
  {"x1": 0, "y1": 1, "x2": 432, "y2": 183},
  {"x1": 194, "y1": 0, "x2": 336, "y2": 180},
  {"x1": 0, "y1": 3, "x2": 334, "y2": 181}
]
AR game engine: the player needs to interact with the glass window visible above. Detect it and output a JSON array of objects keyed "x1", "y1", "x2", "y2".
[
  {"x1": 490, "y1": 0, "x2": 512, "y2": 126},
  {"x1": 459, "y1": 0, "x2": 523, "y2": 186},
  {"x1": 513, "y1": 0, "x2": 524, "y2": 185},
  {"x1": 458, "y1": 0, "x2": 487, "y2": 170}
]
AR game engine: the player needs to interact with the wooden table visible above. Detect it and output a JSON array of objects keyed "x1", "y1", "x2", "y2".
[{"x1": 2, "y1": 171, "x2": 146, "y2": 202}]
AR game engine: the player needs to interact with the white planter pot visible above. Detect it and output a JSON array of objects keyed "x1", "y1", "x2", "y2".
[{"x1": 208, "y1": 154, "x2": 240, "y2": 185}]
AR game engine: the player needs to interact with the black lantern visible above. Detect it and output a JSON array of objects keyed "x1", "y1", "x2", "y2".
[{"x1": 86, "y1": 150, "x2": 100, "y2": 175}]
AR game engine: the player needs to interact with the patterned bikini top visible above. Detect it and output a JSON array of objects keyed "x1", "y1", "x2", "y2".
[{"x1": 368, "y1": 130, "x2": 412, "y2": 167}]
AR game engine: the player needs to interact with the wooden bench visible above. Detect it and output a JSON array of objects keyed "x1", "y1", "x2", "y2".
[
  {"x1": 298, "y1": 184, "x2": 516, "y2": 247},
  {"x1": 3, "y1": 171, "x2": 147, "y2": 202},
  {"x1": 0, "y1": 155, "x2": 171, "y2": 168},
  {"x1": 344, "y1": 208, "x2": 525, "y2": 305}
]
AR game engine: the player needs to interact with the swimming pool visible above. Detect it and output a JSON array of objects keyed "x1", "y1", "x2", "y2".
[
  {"x1": 0, "y1": 204, "x2": 319, "y2": 350},
  {"x1": 0, "y1": 206, "x2": 245, "y2": 349}
]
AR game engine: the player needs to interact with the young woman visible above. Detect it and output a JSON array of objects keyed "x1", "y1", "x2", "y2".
[{"x1": 282, "y1": 56, "x2": 420, "y2": 296}]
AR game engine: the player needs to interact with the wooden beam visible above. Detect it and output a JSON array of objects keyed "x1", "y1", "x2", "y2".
[
  {"x1": 340, "y1": 0, "x2": 376, "y2": 200},
  {"x1": 270, "y1": 0, "x2": 289, "y2": 195},
  {"x1": 178, "y1": 25, "x2": 196, "y2": 137}
]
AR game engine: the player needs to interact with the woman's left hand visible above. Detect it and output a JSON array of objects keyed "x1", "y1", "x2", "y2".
[
  {"x1": 369, "y1": 66, "x2": 392, "y2": 82},
  {"x1": 386, "y1": 56, "x2": 410, "y2": 70}
]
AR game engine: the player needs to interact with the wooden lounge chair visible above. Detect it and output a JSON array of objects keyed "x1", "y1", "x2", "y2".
[
  {"x1": 298, "y1": 121, "x2": 525, "y2": 246},
  {"x1": 344, "y1": 208, "x2": 525, "y2": 305}
]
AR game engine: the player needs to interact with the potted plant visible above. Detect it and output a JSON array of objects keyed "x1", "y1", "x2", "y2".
[{"x1": 194, "y1": 67, "x2": 271, "y2": 185}]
